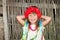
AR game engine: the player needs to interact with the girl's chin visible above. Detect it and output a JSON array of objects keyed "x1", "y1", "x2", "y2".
[{"x1": 30, "y1": 21, "x2": 36, "y2": 24}]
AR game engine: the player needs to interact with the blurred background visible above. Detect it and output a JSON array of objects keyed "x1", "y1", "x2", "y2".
[{"x1": 0, "y1": 0, "x2": 60, "y2": 40}]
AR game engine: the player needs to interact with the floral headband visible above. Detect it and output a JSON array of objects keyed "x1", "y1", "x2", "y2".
[{"x1": 24, "y1": 6, "x2": 42, "y2": 19}]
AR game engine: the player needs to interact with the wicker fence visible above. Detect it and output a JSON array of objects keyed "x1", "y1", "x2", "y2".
[{"x1": 3, "y1": 0, "x2": 60, "y2": 40}]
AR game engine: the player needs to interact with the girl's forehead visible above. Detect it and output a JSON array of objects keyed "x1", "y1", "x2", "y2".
[{"x1": 30, "y1": 12, "x2": 36, "y2": 14}]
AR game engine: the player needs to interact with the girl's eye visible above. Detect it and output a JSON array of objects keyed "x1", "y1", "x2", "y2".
[
  {"x1": 29, "y1": 14, "x2": 32, "y2": 16},
  {"x1": 34, "y1": 14, "x2": 36, "y2": 16},
  {"x1": 33, "y1": 13, "x2": 36, "y2": 16}
]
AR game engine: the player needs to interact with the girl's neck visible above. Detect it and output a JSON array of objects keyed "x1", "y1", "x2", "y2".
[
  {"x1": 29, "y1": 23, "x2": 38, "y2": 31},
  {"x1": 30, "y1": 23, "x2": 37, "y2": 28}
]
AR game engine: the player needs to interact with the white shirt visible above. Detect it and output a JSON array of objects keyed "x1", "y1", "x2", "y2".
[
  {"x1": 27, "y1": 24, "x2": 45, "y2": 40},
  {"x1": 27, "y1": 24, "x2": 37, "y2": 40}
]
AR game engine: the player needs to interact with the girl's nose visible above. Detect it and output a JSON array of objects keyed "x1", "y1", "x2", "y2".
[{"x1": 31, "y1": 15, "x2": 34, "y2": 18}]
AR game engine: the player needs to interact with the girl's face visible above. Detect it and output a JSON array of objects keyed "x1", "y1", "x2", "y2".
[{"x1": 28, "y1": 12, "x2": 38, "y2": 24}]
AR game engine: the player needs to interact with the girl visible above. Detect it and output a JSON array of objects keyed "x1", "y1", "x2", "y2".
[{"x1": 16, "y1": 6, "x2": 51, "y2": 40}]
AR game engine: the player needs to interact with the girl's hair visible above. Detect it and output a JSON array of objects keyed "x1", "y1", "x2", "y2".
[{"x1": 24, "y1": 6, "x2": 42, "y2": 27}]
